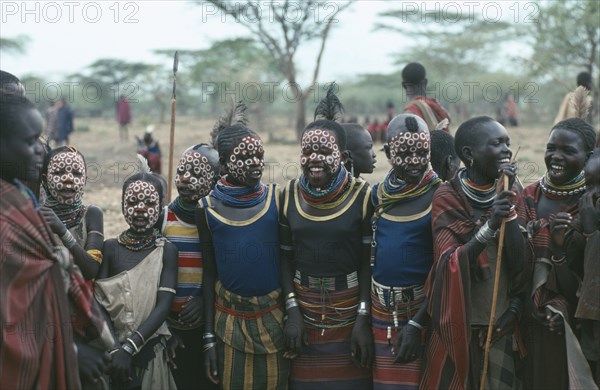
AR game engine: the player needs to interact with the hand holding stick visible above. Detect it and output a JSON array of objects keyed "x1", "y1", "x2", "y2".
[{"x1": 479, "y1": 147, "x2": 519, "y2": 390}]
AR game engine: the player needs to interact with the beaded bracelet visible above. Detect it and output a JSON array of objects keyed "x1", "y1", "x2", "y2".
[
  {"x1": 407, "y1": 319, "x2": 424, "y2": 330},
  {"x1": 286, "y1": 292, "x2": 296, "y2": 300}
]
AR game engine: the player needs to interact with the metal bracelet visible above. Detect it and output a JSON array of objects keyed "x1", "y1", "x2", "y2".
[
  {"x1": 126, "y1": 337, "x2": 139, "y2": 354},
  {"x1": 285, "y1": 298, "x2": 299, "y2": 311},
  {"x1": 286, "y1": 292, "x2": 296, "y2": 300},
  {"x1": 121, "y1": 342, "x2": 135, "y2": 356},
  {"x1": 407, "y1": 319, "x2": 424, "y2": 330},
  {"x1": 60, "y1": 230, "x2": 77, "y2": 249},
  {"x1": 203, "y1": 332, "x2": 216, "y2": 340},
  {"x1": 357, "y1": 301, "x2": 370, "y2": 316},
  {"x1": 551, "y1": 254, "x2": 567, "y2": 265},
  {"x1": 134, "y1": 330, "x2": 145, "y2": 345},
  {"x1": 475, "y1": 221, "x2": 497, "y2": 244},
  {"x1": 202, "y1": 342, "x2": 217, "y2": 352}
]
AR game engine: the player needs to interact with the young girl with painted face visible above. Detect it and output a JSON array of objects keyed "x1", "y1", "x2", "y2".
[
  {"x1": 95, "y1": 169, "x2": 178, "y2": 389},
  {"x1": 40, "y1": 146, "x2": 104, "y2": 280},
  {"x1": 280, "y1": 100, "x2": 374, "y2": 388},
  {"x1": 522, "y1": 118, "x2": 598, "y2": 389},
  {"x1": 196, "y1": 104, "x2": 289, "y2": 389},
  {"x1": 421, "y1": 116, "x2": 527, "y2": 389},
  {"x1": 369, "y1": 114, "x2": 441, "y2": 389},
  {"x1": 161, "y1": 143, "x2": 220, "y2": 390}
]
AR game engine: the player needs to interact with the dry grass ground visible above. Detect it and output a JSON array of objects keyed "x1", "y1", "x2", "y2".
[{"x1": 70, "y1": 117, "x2": 550, "y2": 238}]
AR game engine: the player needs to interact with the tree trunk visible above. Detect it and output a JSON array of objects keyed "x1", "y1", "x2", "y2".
[{"x1": 295, "y1": 97, "x2": 306, "y2": 140}]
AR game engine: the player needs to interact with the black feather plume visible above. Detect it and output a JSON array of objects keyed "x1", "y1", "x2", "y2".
[
  {"x1": 314, "y1": 82, "x2": 345, "y2": 121},
  {"x1": 210, "y1": 99, "x2": 249, "y2": 146}
]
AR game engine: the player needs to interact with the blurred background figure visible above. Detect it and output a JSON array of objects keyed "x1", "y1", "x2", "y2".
[
  {"x1": 54, "y1": 97, "x2": 74, "y2": 147},
  {"x1": 137, "y1": 125, "x2": 162, "y2": 174},
  {"x1": 117, "y1": 95, "x2": 132, "y2": 141}
]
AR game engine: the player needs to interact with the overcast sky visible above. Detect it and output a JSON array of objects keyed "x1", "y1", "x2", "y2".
[{"x1": 1, "y1": 1, "x2": 532, "y2": 83}]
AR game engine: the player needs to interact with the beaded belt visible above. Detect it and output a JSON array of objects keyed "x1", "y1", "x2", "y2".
[
  {"x1": 371, "y1": 277, "x2": 425, "y2": 308},
  {"x1": 294, "y1": 270, "x2": 358, "y2": 291}
]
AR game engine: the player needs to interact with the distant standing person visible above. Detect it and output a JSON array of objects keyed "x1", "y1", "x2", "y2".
[
  {"x1": 504, "y1": 94, "x2": 519, "y2": 127},
  {"x1": 138, "y1": 127, "x2": 162, "y2": 174},
  {"x1": 402, "y1": 62, "x2": 451, "y2": 132},
  {"x1": 45, "y1": 100, "x2": 59, "y2": 140},
  {"x1": 55, "y1": 97, "x2": 74, "y2": 146},
  {"x1": 117, "y1": 95, "x2": 132, "y2": 141},
  {"x1": 555, "y1": 71, "x2": 594, "y2": 124}
]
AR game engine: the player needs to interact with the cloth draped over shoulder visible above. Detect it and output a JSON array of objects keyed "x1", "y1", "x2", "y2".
[
  {"x1": 0, "y1": 179, "x2": 112, "y2": 390},
  {"x1": 420, "y1": 176, "x2": 530, "y2": 390},
  {"x1": 403, "y1": 96, "x2": 451, "y2": 131},
  {"x1": 522, "y1": 182, "x2": 598, "y2": 390}
]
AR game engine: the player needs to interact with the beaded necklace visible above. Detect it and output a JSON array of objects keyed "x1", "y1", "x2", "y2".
[
  {"x1": 458, "y1": 168, "x2": 497, "y2": 208},
  {"x1": 212, "y1": 176, "x2": 267, "y2": 208},
  {"x1": 168, "y1": 196, "x2": 196, "y2": 224},
  {"x1": 45, "y1": 196, "x2": 85, "y2": 229},
  {"x1": 117, "y1": 228, "x2": 160, "y2": 251},
  {"x1": 298, "y1": 167, "x2": 355, "y2": 210},
  {"x1": 370, "y1": 169, "x2": 440, "y2": 267},
  {"x1": 539, "y1": 170, "x2": 586, "y2": 200},
  {"x1": 374, "y1": 169, "x2": 441, "y2": 210}
]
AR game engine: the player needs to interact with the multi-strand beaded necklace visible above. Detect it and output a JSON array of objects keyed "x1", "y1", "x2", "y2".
[
  {"x1": 298, "y1": 167, "x2": 355, "y2": 210},
  {"x1": 212, "y1": 177, "x2": 267, "y2": 208},
  {"x1": 539, "y1": 170, "x2": 586, "y2": 200}
]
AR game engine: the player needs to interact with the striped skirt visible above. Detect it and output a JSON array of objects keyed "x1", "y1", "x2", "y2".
[
  {"x1": 290, "y1": 271, "x2": 372, "y2": 390},
  {"x1": 371, "y1": 279, "x2": 425, "y2": 390},
  {"x1": 214, "y1": 281, "x2": 290, "y2": 390}
]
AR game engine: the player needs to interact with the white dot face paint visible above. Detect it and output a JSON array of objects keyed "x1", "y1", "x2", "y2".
[
  {"x1": 45, "y1": 151, "x2": 86, "y2": 204},
  {"x1": 225, "y1": 136, "x2": 265, "y2": 185},
  {"x1": 300, "y1": 129, "x2": 341, "y2": 188},
  {"x1": 389, "y1": 132, "x2": 431, "y2": 182},
  {"x1": 175, "y1": 151, "x2": 216, "y2": 202},
  {"x1": 122, "y1": 180, "x2": 160, "y2": 232}
]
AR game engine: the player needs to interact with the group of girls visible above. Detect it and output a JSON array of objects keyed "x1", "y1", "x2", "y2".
[{"x1": 20, "y1": 81, "x2": 600, "y2": 390}]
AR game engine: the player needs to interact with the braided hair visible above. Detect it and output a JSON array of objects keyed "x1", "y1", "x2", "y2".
[
  {"x1": 552, "y1": 118, "x2": 597, "y2": 154},
  {"x1": 211, "y1": 100, "x2": 258, "y2": 161}
]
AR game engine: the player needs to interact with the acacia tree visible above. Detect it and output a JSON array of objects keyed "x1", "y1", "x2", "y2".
[
  {"x1": 527, "y1": 0, "x2": 599, "y2": 115},
  {"x1": 0, "y1": 35, "x2": 30, "y2": 55},
  {"x1": 199, "y1": 0, "x2": 354, "y2": 138}
]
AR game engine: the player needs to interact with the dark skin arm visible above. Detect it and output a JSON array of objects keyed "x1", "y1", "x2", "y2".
[
  {"x1": 393, "y1": 297, "x2": 429, "y2": 363},
  {"x1": 350, "y1": 199, "x2": 374, "y2": 369},
  {"x1": 108, "y1": 241, "x2": 178, "y2": 383},
  {"x1": 40, "y1": 205, "x2": 104, "y2": 279},
  {"x1": 280, "y1": 203, "x2": 305, "y2": 360},
  {"x1": 196, "y1": 206, "x2": 219, "y2": 385}
]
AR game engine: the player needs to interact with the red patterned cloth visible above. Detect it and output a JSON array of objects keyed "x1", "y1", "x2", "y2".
[
  {"x1": 0, "y1": 179, "x2": 109, "y2": 390},
  {"x1": 421, "y1": 176, "x2": 529, "y2": 389},
  {"x1": 404, "y1": 96, "x2": 451, "y2": 131}
]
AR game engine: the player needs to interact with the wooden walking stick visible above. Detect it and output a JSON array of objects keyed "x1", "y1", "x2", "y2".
[
  {"x1": 479, "y1": 147, "x2": 520, "y2": 390},
  {"x1": 167, "y1": 51, "x2": 179, "y2": 203}
]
